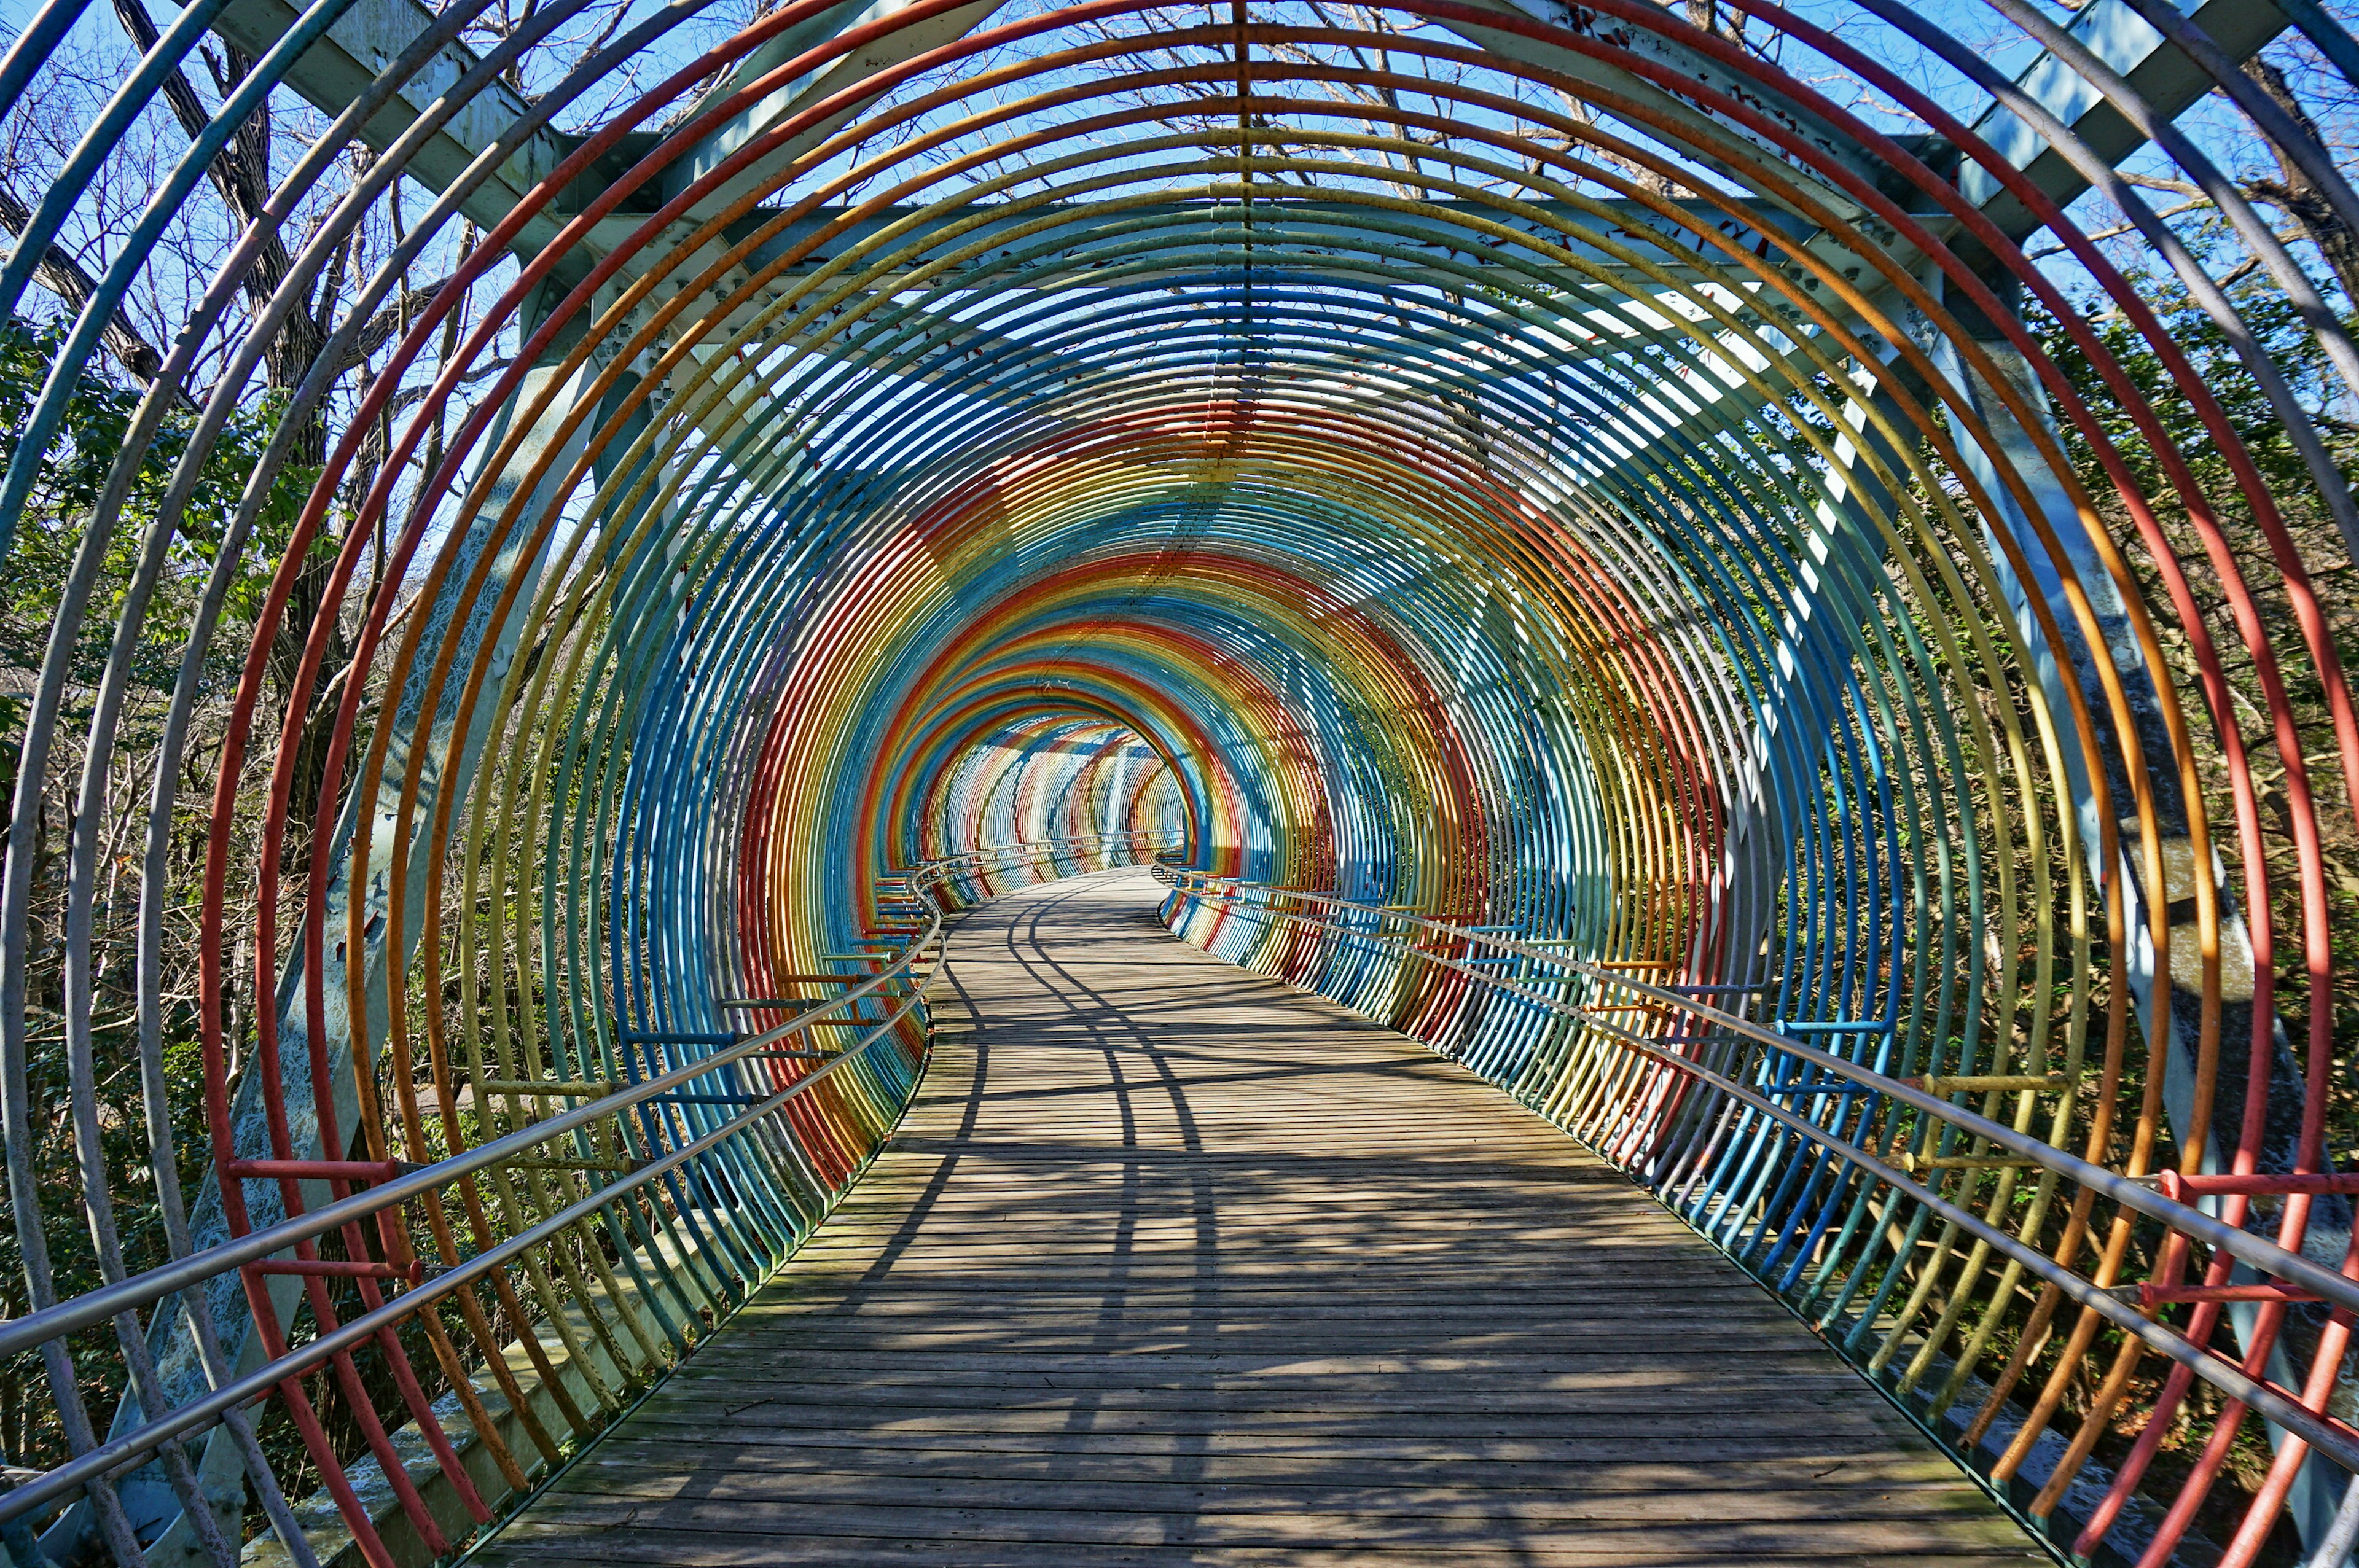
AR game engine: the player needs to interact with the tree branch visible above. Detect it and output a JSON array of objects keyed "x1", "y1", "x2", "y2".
[
  {"x1": 0, "y1": 185, "x2": 187, "y2": 402},
  {"x1": 2240, "y1": 56, "x2": 2359, "y2": 304}
]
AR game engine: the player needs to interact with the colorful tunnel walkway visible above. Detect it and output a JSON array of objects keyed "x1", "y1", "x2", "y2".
[{"x1": 469, "y1": 870, "x2": 2040, "y2": 1566}]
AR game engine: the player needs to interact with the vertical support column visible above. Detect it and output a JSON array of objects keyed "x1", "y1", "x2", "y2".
[
  {"x1": 83, "y1": 359, "x2": 598, "y2": 1567},
  {"x1": 1923, "y1": 276, "x2": 2341, "y2": 1551},
  {"x1": 1706, "y1": 360, "x2": 1910, "y2": 1003}
]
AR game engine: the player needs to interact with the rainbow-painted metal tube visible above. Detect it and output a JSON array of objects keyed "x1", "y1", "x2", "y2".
[{"x1": 1, "y1": 0, "x2": 2357, "y2": 1563}]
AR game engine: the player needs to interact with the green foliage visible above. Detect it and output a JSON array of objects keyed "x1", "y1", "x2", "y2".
[
  {"x1": 2041, "y1": 270, "x2": 2359, "y2": 503},
  {"x1": 0, "y1": 311, "x2": 321, "y2": 1477},
  {"x1": 0, "y1": 314, "x2": 322, "y2": 693}
]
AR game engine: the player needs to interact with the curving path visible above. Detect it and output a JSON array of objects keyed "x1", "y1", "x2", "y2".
[{"x1": 473, "y1": 870, "x2": 2041, "y2": 1566}]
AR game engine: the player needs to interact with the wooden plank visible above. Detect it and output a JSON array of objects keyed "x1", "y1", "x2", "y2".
[{"x1": 470, "y1": 869, "x2": 2041, "y2": 1566}]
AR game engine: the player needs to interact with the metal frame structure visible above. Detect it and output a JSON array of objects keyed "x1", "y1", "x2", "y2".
[{"x1": 2, "y1": 0, "x2": 2358, "y2": 1563}]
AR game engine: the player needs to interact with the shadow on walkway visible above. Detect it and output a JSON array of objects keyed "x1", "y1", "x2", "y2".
[{"x1": 473, "y1": 869, "x2": 2040, "y2": 1567}]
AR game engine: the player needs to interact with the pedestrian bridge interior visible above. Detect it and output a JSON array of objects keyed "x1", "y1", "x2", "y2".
[{"x1": 4, "y1": 1, "x2": 2359, "y2": 1566}]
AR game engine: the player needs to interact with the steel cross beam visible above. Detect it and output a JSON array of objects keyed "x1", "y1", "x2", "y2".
[
  {"x1": 186, "y1": 0, "x2": 2288, "y2": 333},
  {"x1": 166, "y1": 0, "x2": 2299, "y2": 532},
  {"x1": 197, "y1": 0, "x2": 571, "y2": 258},
  {"x1": 182, "y1": 0, "x2": 1001, "y2": 282},
  {"x1": 1960, "y1": 0, "x2": 2293, "y2": 241}
]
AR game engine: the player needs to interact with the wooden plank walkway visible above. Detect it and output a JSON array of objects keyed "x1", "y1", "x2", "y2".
[{"x1": 475, "y1": 868, "x2": 2041, "y2": 1566}]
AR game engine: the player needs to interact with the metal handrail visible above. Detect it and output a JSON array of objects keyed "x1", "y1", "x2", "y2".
[
  {"x1": 1154, "y1": 867, "x2": 2359, "y2": 1474},
  {"x1": 0, "y1": 829, "x2": 1176, "y2": 1531}
]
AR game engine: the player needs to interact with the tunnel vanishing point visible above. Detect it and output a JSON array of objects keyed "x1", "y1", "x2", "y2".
[{"x1": 8, "y1": 0, "x2": 2359, "y2": 1563}]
